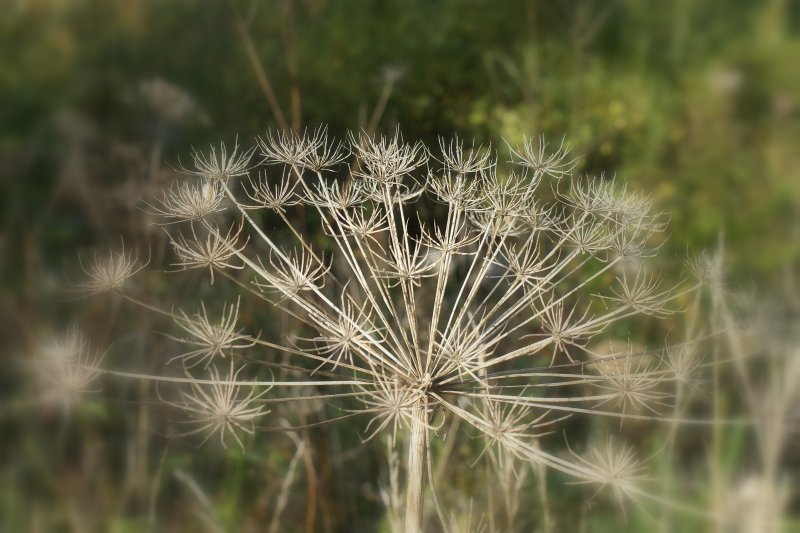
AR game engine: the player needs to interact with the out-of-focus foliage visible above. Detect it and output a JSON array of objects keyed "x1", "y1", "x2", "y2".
[{"x1": 3, "y1": 0, "x2": 799, "y2": 280}]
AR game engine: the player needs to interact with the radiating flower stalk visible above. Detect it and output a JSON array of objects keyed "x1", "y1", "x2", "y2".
[{"x1": 79, "y1": 127, "x2": 714, "y2": 531}]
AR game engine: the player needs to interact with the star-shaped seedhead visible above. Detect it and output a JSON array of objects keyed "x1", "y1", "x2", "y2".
[
  {"x1": 507, "y1": 135, "x2": 579, "y2": 179},
  {"x1": 258, "y1": 126, "x2": 348, "y2": 171},
  {"x1": 256, "y1": 248, "x2": 330, "y2": 298},
  {"x1": 418, "y1": 218, "x2": 479, "y2": 257},
  {"x1": 665, "y1": 345, "x2": 706, "y2": 394},
  {"x1": 496, "y1": 240, "x2": 552, "y2": 289},
  {"x1": 685, "y1": 249, "x2": 727, "y2": 291},
  {"x1": 374, "y1": 239, "x2": 437, "y2": 288},
  {"x1": 358, "y1": 377, "x2": 429, "y2": 445},
  {"x1": 179, "y1": 140, "x2": 256, "y2": 182},
  {"x1": 168, "y1": 223, "x2": 247, "y2": 284},
  {"x1": 169, "y1": 299, "x2": 256, "y2": 368},
  {"x1": 427, "y1": 169, "x2": 484, "y2": 210},
  {"x1": 350, "y1": 128, "x2": 427, "y2": 186},
  {"x1": 305, "y1": 295, "x2": 382, "y2": 370},
  {"x1": 333, "y1": 208, "x2": 388, "y2": 242},
  {"x1": 437, "y1": 136, "x2": 495, "y2": 176},
  {"x1": 78, "y1": 245, "x2": 147, "y2": 294},
  {"x1": 304, "y1": 177, "x2": 370, "y2": 211},
  {"x1": 565, "y1": 176, "x2": 666, "y2": 237},
  {"x1": 473, "y1": 393, "x2": 559, "y2": 468},
  {"x1": 174, "y1": 361, "x2": 269, "y2": 449},
  {"x1": 533, "y1": 297, "x2": 604, "y2": 364},
  {"x1": 592, "y1": 346, "x2": 670, "y2": 419},
  {"x1": 467, "y1": 209, "x2": 527, "y2": 237},
  {"x1": 599, "y1": 269, "x2": 675, "y2": 318},
  {"x1": 561, "y1": 214, "x2": 616, "y2": 256},
  {"x1": 36, "y1": 326, "x2": 105, "y2": 406},
  {"x1": 432, "y1": 320, "x2": 499, "y2": 382},
  {"x1": 150, "y1": 179, "x2": 225, "y2": 222},
  {"x1": 568, "y1": 435, "x2": 648, "y2": 510},
  {"x1": 245, "y1": 171, "x2": 300, "y2": 212}
]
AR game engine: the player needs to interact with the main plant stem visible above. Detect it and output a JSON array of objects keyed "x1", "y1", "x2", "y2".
[{"x1": 404, "y1": 403, "x2": 428, "y2": 533}]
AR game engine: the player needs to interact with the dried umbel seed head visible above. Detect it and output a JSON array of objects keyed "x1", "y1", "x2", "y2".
[
  {"x1": 245, "y1": 171, "x2": 300, "y2": 212},
  {"x1": 599, "y1": 268, "x2": 676, "y2": 318},
  {"x1": 437, "y1": 136, "x2": 495, "y2": 176},
  {"x1": 350, "y1": 128, "x2": 427, "y2": 185},
  {"x1": 568, "y1": 435, "x2": 647, "y2": 509},
  {"x1": 168, "y1": 299, "x2": 255, "y2": 368},
  {"x1": 35, "y1": 326, "x2": 105, "y2": 406},
  {"x1": 77, "y1": 245, "x2": 146, "y2": 294},
  {"x1": 151, "y1": 179, "x2": 224, "y2": 222},
  {"x1": 168, "y1": 223, "x2": 246, "y2": 284},
  {"x1": 84, "y1": 129, "x2": 706, "y2": 532},
  {"x1": 178, "y1": 140, "x2": 256, "y2": 181},
  {"x1": 257, "y1": 126, "x2": 348, "y2": 171},
  {"x1": 170, "y1": 361, "x2": 269, "y2": 449},
  {"x1": 507, "y1": 135, "x2": 579, "y2": 179}
]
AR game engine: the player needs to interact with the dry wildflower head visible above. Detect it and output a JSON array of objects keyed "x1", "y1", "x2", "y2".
[
  {"x1": 258, "y1": 126, "x2": 347, "y2": 171},
  {"x1": 78, "y1": 244, "x2": 146, "y2": 294},
  {"x1": 507, "y1": 135, "x2": 579, "y2": 179},
  {"x1": 169, "y1": 299, "x2": 256, "y2": 368},
  {"x1": 86, "y1": 129, "x2": 704, "y2": 530},
  {"x1": 533, "y1": 297, "x2": 604, "y2": 363},
  {"x1": 686, "y1": 249, "x2": 727, "y2": 291},
  {"x1": 421, "y1": 220, "x2": 479, "y2": 256},
  {"x1": 351, "y1": 128, "x2": 427, "y2": 185},
  {"x1": 600, "y1": 268, "x2": 675, "y2": 318},
  {"x1": 178, "y1": 140, "x2": 256, "y2": 181},
  {"x1": 304, "y1": 294, "x2": 382, "y2": 369},
  {"x1": 305, "y1": 178, "x2": 369, "y2": 211},
  {"x1": 568, "y1": 435, "x2": 648, "y2": 510},
  {"x1": 562, "y1": 215, "x2": 616, "y2": 256},
  {"x1": 245, "y1": 171, "x2": 300, "y2": 212},
  {"x1": 437, "y1": 136, "x2": 495, "y2": 176},
  {"x1": 172, "y1": 361, "x2": 269, "y2": 449},
  {"x1": 256, "y1": 247, "x2": 330, "y2": 298},
  {"x1": 359, "y1": 377, "x2": 428, "y2": 445},
  {"x1": 666, "y1": 345, "x2": 706, "y2": 394},
  {"x1": 168, "y1": 223, "x2": 247, "y2": 284},
  {"x1": 150, "y1": 179, "x2": 224, "y2": 222},
  {"x1": 36, "y1": 326, "x2": 105, "y2": 406},
  {"x1": 592, "y1": 344, "x2": 669, "y2": 418},
  {"x1": 474, "y1": 393, "x2": 558, "y2": 467}
]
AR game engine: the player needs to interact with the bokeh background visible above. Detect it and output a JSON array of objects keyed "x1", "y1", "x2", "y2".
[{"x1": 2, "y1": 0, "x2": 799, "y2": 531}]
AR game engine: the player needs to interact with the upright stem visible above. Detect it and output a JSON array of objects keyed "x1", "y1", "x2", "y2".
[{"x1": 405, "y1": 403, "x2": 428, "y2": 533}]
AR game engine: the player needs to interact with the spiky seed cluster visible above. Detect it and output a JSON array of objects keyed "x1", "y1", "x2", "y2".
[
  {"x1": 569, "y1": 435, "x2": 647, "y2": 507},
  {"x1": 78, "y1": 245, "x2": 145, "y2": 294},
  {"x1": 257, "y1": 126, "x2": 348, "y2": 171},
  {"x1": 179, "y1": 140, "x2": 256, "y2": 181},
  {"x1": 600, "y1": 269, "x2": 675, "y2": 318},
  {"x1": 507, "y1": 135, "x2": 578, "y2": 179},
  {"x1": 168, "y1": 223, "x2": 246, "y2": 283},
  {"x1": 169, "y1": 300, "x2": 255, "y2": 368},
  {"x1": 36, "y1": 326, "x2": 105, "y2": 404},
  {"x1": 151, "y1": 180, "x2": 224, "y2": 221},
  {"x1": 246, "y1": 171, "x2": 300, "y2": 212},
  {"x1": 172, "y1": 361, "x2": 269, "y2": 449},
  {"x1": 110, "y1": 128, "x2": 699, "y2": 518}
]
